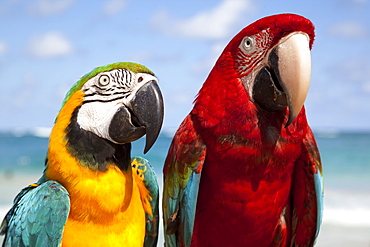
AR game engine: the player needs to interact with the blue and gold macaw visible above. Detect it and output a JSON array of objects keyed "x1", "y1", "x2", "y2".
[{"x1": 0, "y1": 62, "x2": 164, "y2": 247}]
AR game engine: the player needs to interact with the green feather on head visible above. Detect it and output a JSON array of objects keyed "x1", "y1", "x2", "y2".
[{"x1": 61, "y1": 62, "x2": 155, "y2": 108}]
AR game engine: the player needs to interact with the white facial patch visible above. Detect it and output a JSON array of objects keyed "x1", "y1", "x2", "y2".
[
  {"x1": 75, "y1": 69, "x2": 158, "y2": 141},
  {"x1": 77, "y1": 100, "x2": 122, "y2": 141},
  {"x1": 236, "y1": 29, "x2": 272, "y2": 98}
]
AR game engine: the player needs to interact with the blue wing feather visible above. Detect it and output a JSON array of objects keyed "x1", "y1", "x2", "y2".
[
  {"x1": 162, "y1": 115, "x2": 206, "y2": 247},
  {"x1": 314, "y1": 166, "x2": 324, "y2": 243},
  {"x1": 306, "y1": 131, "x2": 324, "y2": 244},
  {"x1": 290, "y1": 129, "x2": 323, "y2": 246},
  {"x1": 131, "y1": 157, "x2": 159, "y2": 247},
  {"x1": 179, "y1": 172, "x2": 201, "y2": 247},
  {"x1": 1, "y1": 180, "x2": 70, "y2": 247}
]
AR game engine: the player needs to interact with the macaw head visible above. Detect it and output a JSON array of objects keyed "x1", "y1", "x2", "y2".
[
  {"x1": 215, "y1": 13, "x2": 315, "y2": 127},
  {"x1": 56, "y1": 62, "x2": 164, "y2": 158}
]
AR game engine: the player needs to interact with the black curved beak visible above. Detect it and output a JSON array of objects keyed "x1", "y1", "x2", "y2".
[
  {"x1": 109, "y1": 80, "x2": 164, "y2": 153},
  {"x1": 130, "y1": 80, "x2": 164, "y2": 153}
]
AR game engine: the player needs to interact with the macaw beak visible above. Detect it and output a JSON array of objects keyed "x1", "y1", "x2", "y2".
[
  {"x1": 109, "y1": 80, "x2": 164, "y2": 153},
  {"x1": 253, "y1": 32, "x2": 311, "y2": 127}
]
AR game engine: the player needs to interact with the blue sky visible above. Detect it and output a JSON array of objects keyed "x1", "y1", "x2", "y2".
[{"x1": 0, "y1": 0, "x2": 369, "y2": 133}]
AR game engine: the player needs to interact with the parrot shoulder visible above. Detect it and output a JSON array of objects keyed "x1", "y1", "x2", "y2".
[
  {"x1": 1, "y1": 180, "x2": 70, "y2": 247},
  {"x1": 163, "y1": 114, "x2": 206, "y2": 247},
  {"x1": 131, "y1": 157, "x2": 159, "y2": 247}
]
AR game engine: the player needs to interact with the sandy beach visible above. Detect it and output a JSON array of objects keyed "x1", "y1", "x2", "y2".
[{"x1": 1, "y1": 173, "x2": 369, "y2": 246}]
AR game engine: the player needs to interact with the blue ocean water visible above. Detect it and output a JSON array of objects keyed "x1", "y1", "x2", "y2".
[
  {"x1": 0, "y1": 130, "x2": 370, "y2": 245},
  {"x1": 1, "y1": 131, "x2": 369, "y2": 186},
  {"x1": 0, "y1": 131, "x2": 172, "y2": 177}
]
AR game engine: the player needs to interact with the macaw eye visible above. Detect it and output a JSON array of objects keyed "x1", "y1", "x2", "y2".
[
  {"x1": 242, "y1": 37, "x2": 254, "y2": 51},
  {"x1": 98, "y1": 75, "x2": 110, "y2": 86}
]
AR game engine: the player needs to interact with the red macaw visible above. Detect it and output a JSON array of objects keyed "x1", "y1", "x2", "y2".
[{"x1": 163, "y1": 14, "x2": 323, "y2": 247}]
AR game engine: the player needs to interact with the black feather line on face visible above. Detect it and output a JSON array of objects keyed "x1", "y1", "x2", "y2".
[
  {"x1": 65, "y1": 106, "x2": 131, "y2": 172},
  {"x1": 82, "y1": 95, "x2": 127, "y2": 104}
]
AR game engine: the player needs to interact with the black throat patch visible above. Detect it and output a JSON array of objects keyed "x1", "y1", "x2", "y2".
[{"x1": 65, "y1": 107, "x2": 131, "y2": 172}]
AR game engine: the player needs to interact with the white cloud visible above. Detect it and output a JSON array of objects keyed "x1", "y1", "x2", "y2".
[
  {"x1": 103, "y1": 0, "x2": 127, "y2": 16},
  {"x1": 0, "y1": 41, "x2": 7, "y2": 54},
  {"x1": 30, "y1": 0, "x2": 75, "y2": 16},
  {"x1": 27, "y1": 32, "x2": 73, "y2": 58},
  {"x1": 153, "y1": 0, "x2": 255, "y2": 40},
  {"x1": 329, "y1": 21, "x2": 369, "y2": 39}
]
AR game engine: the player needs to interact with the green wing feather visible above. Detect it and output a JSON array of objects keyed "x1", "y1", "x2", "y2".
[
  {"x1": 131, "y1": 157, "x2": 159, "y2": 247},
  {"x1": 1, "y1": 180, "x2": 70, "y2": 247},
  {"x1": 162, "y1": 115, "x2": 206, "y2": 247}
]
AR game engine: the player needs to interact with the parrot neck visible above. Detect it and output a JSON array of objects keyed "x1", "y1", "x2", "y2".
[
  {"x1": 193, "y1": 63, "x2": 306, "y2": 144},
  {"x1": 193, "y1": 64, "x2": 257, "y2": 129},
  {"x1": 45, "y1": 91, "x2": 146, "y2": 226},
  {"x1": 46, "y1": 90, "x2": 132, "y2": 175},
  {"x1": 65, "y1": 106, "x2": 132, "y2": 172}
]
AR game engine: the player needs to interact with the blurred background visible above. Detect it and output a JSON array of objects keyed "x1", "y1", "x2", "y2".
[{"x1": 0, "y1": 0, "x2": 369, "y2": 246}]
